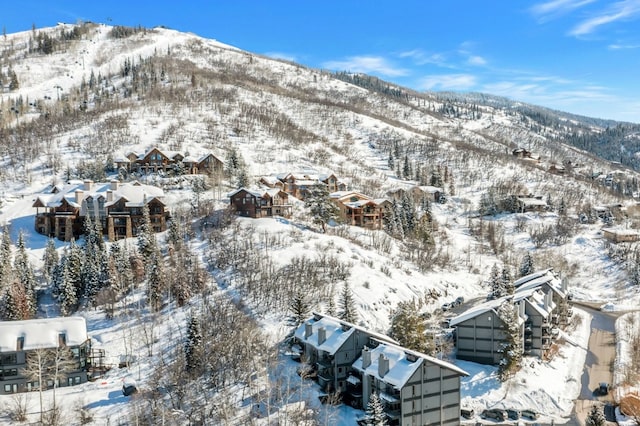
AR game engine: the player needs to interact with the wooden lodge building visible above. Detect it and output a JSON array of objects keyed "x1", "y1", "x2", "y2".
[
  {"x1": 114, "y1": 147, "x2": 223, "y2": 176},
  {"x1": 33, "y1": 179, "x2": 169, "y2": 241}
]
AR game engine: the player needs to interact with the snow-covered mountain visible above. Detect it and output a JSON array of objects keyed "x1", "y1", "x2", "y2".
[{"x1": 1, "y1": 22, "x2": 639, "y2": 425}]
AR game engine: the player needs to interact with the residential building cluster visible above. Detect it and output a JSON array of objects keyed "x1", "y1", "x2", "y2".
[
  {"x1": 114, "y1": 147, "x2": 223, "y2": 176},
  {"x1": 450, "y1": 269, "x2": 572, "y2": 364},
  {"x1": 293, "y1": 313, "x2": 468, "y2": 426},
  {"x1": 32, "y1": 179, "x2": 169, "y2": 241}
]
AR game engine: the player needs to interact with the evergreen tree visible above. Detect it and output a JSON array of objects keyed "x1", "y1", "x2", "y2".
[
  {"x1": 184, "y1": 314, "x2": 203, "y2": 373},
  {"x1": 488, "y1": 263, "x2": 502, "y2": 298},
  {"x1": 364, "y1": 392, "x2": 388, "y2": 426},
  {"x1": 389, "y1": 300, "x2": 431, "y2": 354},
  {"x1": 1, "y1": 280, "x2": 32, "y2": 320},
  {"x1": 0, "y1": 226, "x2": 12, "y2": 285},
  {"x1": 338, "y1": 281, "x2": 357, "y2": 323},
  {"x1": 42, "y1": 238, "x2": 59, "y2": 284},
  {"x1": 137, "y1": 204, "x2": 156, "y2": 261},
  {"x1": 288, "y1": 289, "x2": 311, "y2": 327},
  {"x1": 497, "y1": 301, "x2": 522, "y2": 381},
  {"x1": 305, "y1": 184, "x2": 340, "y2": 232},
  {"x1": 13, "y1": 231, "x2": 36, "y2": 317},
  {"x1": 519, "y1": 252, "x2": 535, "y2": 277},
  {"x1": 585, "y1": 403, "x2": 606, "y2": 426},
  {"x1": 501, "y1": 267, "x2": 514, "y2": 295},
  {"x1": 325, "y1": 285, "x2": 336, "y2": 316},
  {"x1": 146, "y1": 248, "x2": 165, "y2": 312}
]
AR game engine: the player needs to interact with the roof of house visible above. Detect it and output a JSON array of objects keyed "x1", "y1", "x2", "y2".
[
  {"x1": 33, "y1": 180, "x2": 164, "y2": 212},
  {"x1": 294, "y1": 313, "x2": 397, "y2": 356},
  {"x1": 0, "y1": 317, "x2": 88, "y2": 352},
  {"x1": 451, "y1": 269, "x2": 564, "y2": 327},
  {"x1": 351, "y1": 338, "x2": 468, "y2": 389}
]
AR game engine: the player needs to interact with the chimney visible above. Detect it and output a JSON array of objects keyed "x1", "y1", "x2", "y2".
[
  {"x1": 378, "y1": 353, "x2": 389, "y2": 377},
  {"x1": 304, "y1": 322, "x2": 313, "y2": 339},
  {"x1": 106, "y1": 190, "x2": 113, "y2": 202},
  {"x1": 543, "y1": 292, "x2": 550, "y2": 311},
  {"x1": 519, "y1": 300, "x2": 526, "y2": 320},
  {"x1": 362, "y1": 347, "x2": 371, "y2": 369},
  {"x1": 75, "y1": 189, "x2": 84, "y2": 204},
  {"x1": 110, "y1": 179, "x2": 119, "y2": 191},
  {"x1": 561, "y1": 277, "x2": 568, "y2": 293},
  {"x1": 317, "y1": 327, "x2": 326, "y2": 345},
  {"x1": 84, "y1": 179, "x2": 93, "y2": 191}
]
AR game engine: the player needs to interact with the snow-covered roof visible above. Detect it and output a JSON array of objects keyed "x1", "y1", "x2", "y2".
[
  {"x1": 449, "y1": 298, "x2": 503, "y2": 327},
  {"x1": 33, "y1": 180, "x2": 164, "y2": 212},
  {"x1": 294, "y1": 313, "x2": 397, "y2": 355},
  {"x1": 514, "y1": 269, "x2": 565, "y2": 298},
  {"x1": 0, "y1": 317, "x2": 88, "y2": 352},
  {"x1": 351, "y1": 338, "x2": 468, "y2": 389}
]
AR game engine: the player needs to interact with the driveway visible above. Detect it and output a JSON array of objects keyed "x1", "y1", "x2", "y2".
[{"x1": 573, "y1": 303, "x2": 618, "y2": 425}]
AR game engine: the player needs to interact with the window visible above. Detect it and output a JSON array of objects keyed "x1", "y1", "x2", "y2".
[
  {"x1": 4, "y1": 384, "x2": 12, "y2": 393},
  {"x1": 74, "y1": 376, "x2": 81, "y2": 385},
  {"x1": 0, "y1": 354, "x2": 17, "y2": 365}
]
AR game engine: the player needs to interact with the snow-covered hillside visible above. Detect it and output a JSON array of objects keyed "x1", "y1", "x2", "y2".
[{"x1": 0, "y1": 22, "x2": 639, "y2": 425}]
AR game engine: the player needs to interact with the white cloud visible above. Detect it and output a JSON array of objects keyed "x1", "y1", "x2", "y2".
[
  {"x1": 263, "y1": 52, "x2": 297, "y2": 62},
  {"x1": 608, "y1": 42, "x2": 640, "y2": 49},
  {"x1": 467, "y1": 55, "x2": 487, "y2": 66},
  {"x1": 419, "y1": 74, "x2": 477, "y2": 90},
  {"x1": 530, "y1": 0, "x2": 595, "y2": 21},
  {"x1": 322, "y1": 55, "x2": 409, "y2": 77},
  {"x1": 569, "y1": 0, "x2": 640, "y2": 36}
]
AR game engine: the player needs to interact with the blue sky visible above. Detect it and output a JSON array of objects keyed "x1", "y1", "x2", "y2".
[{"x1": 4, "y1": 1, "x2": 640, "y2": 123}]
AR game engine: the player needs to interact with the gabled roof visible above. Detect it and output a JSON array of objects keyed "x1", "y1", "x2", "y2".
[
  {"x1": 351, "y1": 338, "x2": 468, "y2": 389},
  {"x1": 514, "y1": 269, "x2": 566, "y2": 298},
  {"x1": 0, "y1": 317, "x2": 88, "y2": 352},
  {"x1": 33, "y1": 181, "x2": 165, "y2": 212},
  {"x1": 294, "y1": 313, "x2": 397, "y2": 356}
]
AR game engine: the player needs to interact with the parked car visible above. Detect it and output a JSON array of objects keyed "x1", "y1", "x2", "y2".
[
  {"x1": 442, "y1": 302, "x2": 453, "y2": 311},
  {"x1": 597, "y1": 382, "x2": 610, "y2": 395},
  {"x1": 460, "y1": 408, "x2": 475, "y2": 419},
  {"x1": 122, "y1": 383, "x2": 137, "y2": 396},
  {"x1": 506, "y1": 408, "x2": 521, "y2": 420},
  {"x1": 521, "y1": 409, "x2": 539, "y2": 420},
  {"x1": 455, "y1": 296, "x2": 465, "y2": 306},
  {"x1": 481, "y1": 408, "x2": 508, "y2": 421}
]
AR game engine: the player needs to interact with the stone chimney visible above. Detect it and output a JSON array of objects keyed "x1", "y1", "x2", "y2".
[
  {"x1": 304, "y1": 322, "x2": 313, "y2": 339},
  {"x1": 110, "y1": 179, "x2": 119, "y2": 191},
  {"x1": 362, "y1": 347, "x2": 371, "y2": 369},
  {"x1": 75, "y1": 189, "x2": 84, "y2": 204},
  {"x1": 106, "y1": 190, "x2": 113, "y2": 202},
  {"x1": 378, "y1": 353, "x2": 389, "y2": 377},
  {"x1": 317, "y1": 327, "x2": 326, "y2": 345},
  {"x1": 83, "y1": 179, "x2": 93, "y2": 191}
]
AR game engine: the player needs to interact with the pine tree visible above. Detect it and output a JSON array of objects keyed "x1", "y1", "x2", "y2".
[
  {"x1": 305, "y1": 184, "x2": 340, "y2": 232},
  {"x1": 146, "y1": 248, "x2": 165, "y2": 312},
  {"x1": 501, "y1": 267, "x2": 514, "y2": 295},
  {"x1": 184, "y1": 314, "x2": 203, "y2": 373},
  {"x1": 0, "y1": 226, "x2": 12, "y2": 285},
  {"x1": 338, "y1": 281, "x2": 357, "y2": 323},
  {"x1": 389, "y1": 300, "x2": 431, "y2": 354},
  {"x1": 585, "y1": 403, "x2": 606, "y2": 426},
  {"x1": 137, "y1": 204, "x2": 156, "y2": 261},
  {"x1": 519, "y1": 252, "x2": 535, "y2": 277},
  {"x1": 488, "y1": 263, "x2": 502, "y2": 298},
  {"x1": 288, "y1": 289, "x2": 311, "y2": 326},
  {"x1": 497, "y1": 301, "x2": 522, "y2": 381},
  {"x1": 364, "y1": 392, "x2": 387, "y2": 425},
  {"x1": 13, "y1": 231, "x2": 36, "y2": 317},
  {"x1": 42, "y1": 238, "x2": 59, "y2": 284},
  {"x1": 1, "y1": 280, "x2": 32, "y2": 320}
]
